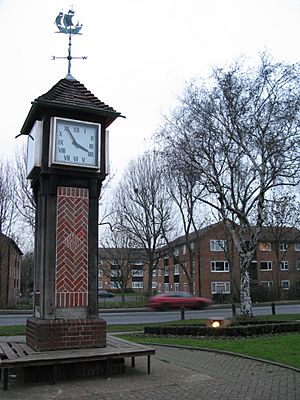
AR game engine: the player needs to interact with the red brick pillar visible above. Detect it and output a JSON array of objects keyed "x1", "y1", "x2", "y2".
[{"x1": 27, "y1": 186, "x2": 106, "y2": 351}]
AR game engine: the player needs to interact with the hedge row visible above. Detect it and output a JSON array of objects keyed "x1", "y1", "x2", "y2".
[{"x1": 144, "y1": 322, "x2": 300, "y2": 337}]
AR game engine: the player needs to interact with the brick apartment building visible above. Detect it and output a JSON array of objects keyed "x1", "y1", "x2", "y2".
[
  {"x1": 0, "y1": 233, "x2": 23, "y2": 308},
  {"x1": 98, "y1": 222, "x2": 300, "y2": 302}
]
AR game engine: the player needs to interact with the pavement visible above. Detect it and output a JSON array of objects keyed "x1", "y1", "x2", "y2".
[{"x1": 1, "y1": 337, "x2": 300, "y2": 400}]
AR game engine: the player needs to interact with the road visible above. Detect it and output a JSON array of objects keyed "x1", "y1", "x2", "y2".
[{"x1": 0, "y1": 303, "x2": 299, "y2": 326}]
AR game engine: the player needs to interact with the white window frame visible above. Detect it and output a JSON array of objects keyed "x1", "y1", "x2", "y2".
[
  {"x1": 174, "y1": 283, "x2": 180, "y2": 292},
  {"x1": 98, "y1": 269, "x2": 103, "y2": 278},
  {"x1": 110, "y1": 281, "x2": 118, "y2": 289},
  {"x1": 261, "y1": 280, "x2": 273, "y2": 288},
  {"x1": 211, "y1": 261, "x2": 229, "y2": 272},
  {"x1": 152, "y1": 281, "x2": 157, "y2": 289},
  {"x1": 132, "y1": 269, "x2": 143, "y2": 277},
  {"x1": 164, "y1": 283, "x2": 170, "y2": 292},
  {"x1": 295, "y1": 243, "x2": 300, "y2": 251},
  {"x1": 260, "y1": 261, "x2": 272, "y2": 271},
  {"x1": 280, "y1": 261, "x2": 288, "y2": 271},
  {"x1": 98, "y1": 282, "x2": 103, "y2": 289},
  {"x1": 280, "y1": 243, "x2": 288, "y2": 251},
  {"x1": 182, "y1": 244, "x2": 187, "y2": 255},
  {"x1": 164, "y1": 266, "x2": 169, "y2": 276},
  {"x1": 296, "y1": 260, "x2": 300, "y2": 271},
  {"x1": 132, "y1": 281, "x2": 143, "y2": 289},
  {"x1": 210, "y1": 240, "x2": 226, "y2": 252},
  {"x1": 211, "y1": 281, "x2": 230, "y2": 294},
  {"x1": 281, "y1": 280, "x2": 290, "y2": 290},
  {"x1": 174, "y1": 264, "x2": 179, "y2": 275}
]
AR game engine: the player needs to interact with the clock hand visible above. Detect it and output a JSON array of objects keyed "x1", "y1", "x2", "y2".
[
  {"x1": 76, "y1": 143, "x2": 89, "y2": 153},
  {"x1": 65, "y1": 127, "x2": 89, "y2": 152}
]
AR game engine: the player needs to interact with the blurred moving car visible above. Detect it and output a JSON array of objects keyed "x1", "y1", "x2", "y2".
[
  {"x1": 148, "y1": 291, "x2": 211, "y2": 311},
  {"x1": 98, "y1": 290, "x2": 115, "y2": 298}
]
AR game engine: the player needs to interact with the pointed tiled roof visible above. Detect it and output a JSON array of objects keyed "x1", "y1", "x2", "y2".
[
  {"x1": 37, "y1": 78, "x2": 121, "y2": 115},
  {"x1": 20, "y1": 78, "x2": 124, "y2": 135}
]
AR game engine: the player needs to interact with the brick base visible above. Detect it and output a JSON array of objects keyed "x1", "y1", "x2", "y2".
[{"x1": 26, "y1": 317, "x2": 106, "y2": 351}]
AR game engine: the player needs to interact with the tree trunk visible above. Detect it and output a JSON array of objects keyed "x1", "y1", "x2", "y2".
[{"x1": 240, "y1": 255, "x2": 252, "y2": 316}]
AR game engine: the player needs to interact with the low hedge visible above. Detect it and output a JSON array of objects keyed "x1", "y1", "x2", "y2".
[{"x1": 144, "y1": 322, "x2": 300, "y2": 337}]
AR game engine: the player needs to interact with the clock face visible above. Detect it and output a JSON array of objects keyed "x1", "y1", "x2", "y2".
[{"x1": 51, "y1": 118, "x2": 100, "y2": 168}]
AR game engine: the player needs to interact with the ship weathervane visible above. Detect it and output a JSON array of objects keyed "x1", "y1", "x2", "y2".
[
  {"x1": 52, "y1": 9, "x2": 87, "y2": 79},
  {"x1": 55, "y1": 9, "x2": 82, "y2": 35}
]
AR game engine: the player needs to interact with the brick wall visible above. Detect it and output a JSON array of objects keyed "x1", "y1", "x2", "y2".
[{"x1": 26, "y1": 317, "x2": 106, "y2": 351}]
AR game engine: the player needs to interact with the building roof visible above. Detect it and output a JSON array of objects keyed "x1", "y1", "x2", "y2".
[
  {"x1": 99, "y1": 247, "x2": 147, "y2": 261},
  {"x1": 20, "y1": 77, "x2": 124, "y2": 135},
  {"x1": 0, "y1": 233, "x2": 23, "y2": 255}
]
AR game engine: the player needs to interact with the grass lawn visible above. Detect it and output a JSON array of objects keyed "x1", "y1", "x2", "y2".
[{"x1": 120, "y1": 333, "x2": 300, "y2": 369}]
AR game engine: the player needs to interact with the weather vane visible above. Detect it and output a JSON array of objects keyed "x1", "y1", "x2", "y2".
[{"x1": 52, "y1": 9, "x2": 87, "y2": 78}]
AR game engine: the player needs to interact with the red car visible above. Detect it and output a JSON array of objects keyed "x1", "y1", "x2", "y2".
[{"x1": 148, "y1": 291, "x2": 211, "y2": 311}]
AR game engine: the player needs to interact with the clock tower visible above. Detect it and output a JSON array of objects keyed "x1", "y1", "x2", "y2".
[{"x1": 23, "y1": 76, "x2": 123, "y2": 351}]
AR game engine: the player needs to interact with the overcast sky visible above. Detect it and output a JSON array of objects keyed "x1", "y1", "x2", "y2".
[{"x1": 1, "y1": 0, "x2": 300, "y2": 178}]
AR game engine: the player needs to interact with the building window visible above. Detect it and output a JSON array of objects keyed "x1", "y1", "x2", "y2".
[
  {"x1": 174, "y1": 283, "x2": 180, "y2": 292},
  {"x1": 164, "y1": 266, "x2": 169, "y2": 276},
  {"x1": 259, "y1": 242, "x2": 271, "y2": 251},
  {"x1": 132, "y1": 260, "x2": 143, "y2": 266},
  {"x1": 280, "y1": 261, "x2": 288, "y2": 271},
  {"x1": 110, "y1": 281, "x2": 118, "y2": 289},
  {"x1": 174, "y1": 247, "x2": 179, "y2": 256},
  {"x1": 152, "y1": 282, "x2": 157, "y2": 289},
  {"x1": 261, "y1": 281, "x2": 273, "y2": 288},
  {"x1": 174, "y1": 264, "x2": 179, "y2": 275},
  {"x1": 211, "y1": 261, "x2": 229, "y2": 272},
  {"x1": 296, "y1": 261, "x2": 300, "y2": 271},
  {"x1": 164, "y1": 257, "x2": 169, "y2": 266},
  {"x1": 98, "y1": 269, "x2": 103, "y2": 278},
  {"x1": 191, "y1": 242, "x2": 195, "y2": 253},
  {"x1": 295, "y1": 243, "x2": 300, "y2": 251},
  {"x1": 132, "y1": 281, "x2": 143, "y2": 289},
  {"x1": 211, "y1": 282, "x2": 230, "y2": 294},
  {"x1": 110, "y1": 269, "x2": 119, "y2": 278},
  {"x1": 164, "y1": 283, "x2": 170, "y2": 292},
  {"x1": 281, "y1": 280, "x2": 290, "y2": 290},
  {"x1": 260, "y1": 261, "x2": 272, "y2": 270},
  {"x1": 280, "y1": 243, "x2": 288, "y2": 251},
  {"x1": 132, "y1": 269, "x2": 143, "y2": 277},
  {"x1": 98, "y1": 282, "x2": 103, "y2": 289},
  {"x1": 152, "y1": 269, "x2": 156, "y2": 277},
  {"x1": 210, "y1": 240, "x2": 226, "y2": 251},
  {"x1": 182, "y1": 244, "x2": 186, "y2": 255}
]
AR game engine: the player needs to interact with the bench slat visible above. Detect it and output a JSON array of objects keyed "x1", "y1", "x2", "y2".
[{"x1": 0, "y1": 343, "x2": 18, "y2": 360}]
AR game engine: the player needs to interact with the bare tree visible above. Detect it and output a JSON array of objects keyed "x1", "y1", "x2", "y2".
[
  {"x1": 0, "y1": 161, "x2": 15, "y2": 236},
  {"x1": 100, "y1": 227, "x2": 145, "y2": 302},
  {"x1": 111, "y1": 151, "x2": 174, "y2": 296},
  {"x1": 12, "y1": 145, "x2": 35, "y2": 233},
  {"x1": 159, "y1": 54, "x2": 300, "y2": 315},
  {"x1": 161, "y1": 161, "x2": 207, "y2": 294}
]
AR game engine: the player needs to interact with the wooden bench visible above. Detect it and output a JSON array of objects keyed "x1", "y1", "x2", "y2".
[{"x1": 0, "y1": 335, "x2": 155, "y2": 391}]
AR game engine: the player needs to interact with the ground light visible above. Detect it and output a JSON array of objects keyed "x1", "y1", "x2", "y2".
[{"x1": 206, "y1": 318, "x2": 231, "y2": 328}]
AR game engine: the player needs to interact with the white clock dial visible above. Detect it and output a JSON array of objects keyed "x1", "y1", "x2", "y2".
[{"x1": 52, "y1": 118, "x2": 100, "y2": 168}]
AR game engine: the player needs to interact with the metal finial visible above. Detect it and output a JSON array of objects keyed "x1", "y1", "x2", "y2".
[{"x1": 52, "y1": 9, "x2": 87, "y2": 78}]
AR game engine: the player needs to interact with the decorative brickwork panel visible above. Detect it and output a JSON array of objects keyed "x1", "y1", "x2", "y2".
[{"x1": 56, "y1": 187, "x2": 89, "y2": 307}]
